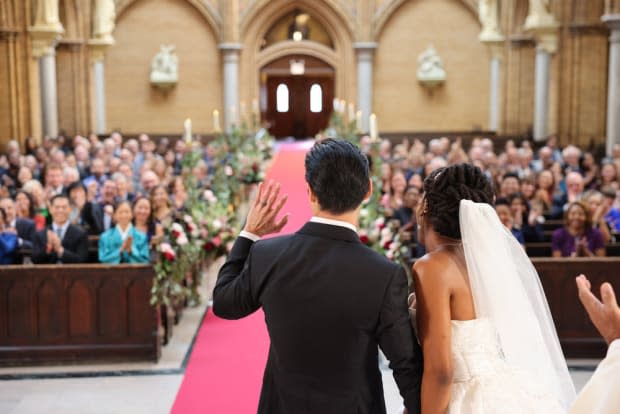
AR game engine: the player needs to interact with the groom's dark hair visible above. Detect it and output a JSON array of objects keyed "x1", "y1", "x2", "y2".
[
  {"x1": 305, "y1": 138, "x2": 369, "y2": 214},
  {"x1": 423, "y1": 163, "x2": 494, "y2": 240}
]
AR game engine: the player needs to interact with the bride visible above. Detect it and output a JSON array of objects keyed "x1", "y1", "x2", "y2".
[{"x1": 410, "y1": 163, "x2": 575, "y2": 413}]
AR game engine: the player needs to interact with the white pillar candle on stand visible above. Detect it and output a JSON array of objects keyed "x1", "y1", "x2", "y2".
[
  {"x1": 369, "y1": 113, "x2": 378, "y2": 141},
  {"x1": 252, "y1": 98, "x2": 259, "y2": 115},
  {"x1": 213, "y1": 110, "x2": 221, "y2": 133},
  {"x1": 184, "y1": 118, "x2": 192, "y2": 142},
  {"x1": 356, "y1": 110, "x2": 362, "y2": 132},
  {"x1": 348, "y1": 103, "x2": 355, "y2": 123}
]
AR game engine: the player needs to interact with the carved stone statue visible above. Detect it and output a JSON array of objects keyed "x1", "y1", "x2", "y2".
[
  {"x1": 34, "y1": 0, "x2": 63, "y2": 31},
  {"x1": 92, "y1": 0, "x2": 116, "y2": 44},
  {"x1": 525, "y1": 0, "x2": 558, "y2": 29},
  {"x1": 150, "y1": 45, "x2": 178, "y2": 87},
  {"x1": 417, "y1": 45, "x2": 446, "y2": 87},
  {"x1": 478, "y1": 0, "x2": 502, "y2": 41}
]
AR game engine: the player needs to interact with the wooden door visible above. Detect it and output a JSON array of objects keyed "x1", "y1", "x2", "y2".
[{"x1": 266, "y1": 75, "x2": 333, "y2": 139}]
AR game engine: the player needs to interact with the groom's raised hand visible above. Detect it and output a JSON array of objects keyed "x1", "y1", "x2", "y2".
[
  {"x1": 576, "y1": 274, "x2": 620, "y2": 345},
  {"x1": 244, "y1": 180, "x2": 289, "y2": 237}
]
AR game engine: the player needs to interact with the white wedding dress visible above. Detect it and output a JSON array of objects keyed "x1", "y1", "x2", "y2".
[
  {"x1": 417, "y1": 200, "x2": 576, "y2": 413},
  {"x1": 448, "y1": 318, "x2": 564, "y2": 413}
]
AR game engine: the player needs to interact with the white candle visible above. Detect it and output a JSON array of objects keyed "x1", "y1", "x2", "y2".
[
  {"x1": 252, "y1": 98, "x2": 259, "y2": 115},
  {"x1": 240, "y1": 101, "x2": 246, "y2": 118},
  {"x1": 184, "y1": 118, "x2": 192, "y2": 142},
  {"x1": 356, "y1": 110, "x2": 362, "y2": 131},
  {"x1": 348, "y1": 102, "x2": 355, "y2": 122},
  {"x1": 369, "y1": 113, "x2": 378, "y2": 141},
  {"x1": 213, "y1": 110, "x2": 221, "y2": 133},
  {"x1": 333, "y1": 98, "x2": 339, "y2": 112}
]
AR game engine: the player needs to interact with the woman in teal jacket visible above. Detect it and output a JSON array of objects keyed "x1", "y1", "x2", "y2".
[{"x1": 99, "y1": 201, "x2": 150, "y2": 264}]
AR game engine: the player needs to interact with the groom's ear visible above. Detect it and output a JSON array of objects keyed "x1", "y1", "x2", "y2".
[
  {"x1": 307, "y1": 185, "x2": 317, "y2": 203},
  {"x1": 365, "y1": 179, "x2": 373, "y2": 200}
]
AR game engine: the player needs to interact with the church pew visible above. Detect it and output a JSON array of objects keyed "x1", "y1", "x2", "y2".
[
  {"x1": 526, "y1": 242, "x2": 620, "y2": 257},
  {"x1": 532, "y1": 258, "x2": 620, "y2": 358},
  {"x1": 0, "y1": 264, "x2": 161, "y2": 366}
]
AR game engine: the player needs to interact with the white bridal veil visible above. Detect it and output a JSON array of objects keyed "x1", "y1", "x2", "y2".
[{"x1": 459, "y1": 199, "x2": 576, "y2": 409}]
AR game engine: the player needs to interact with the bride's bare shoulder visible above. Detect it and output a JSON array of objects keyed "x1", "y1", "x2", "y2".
[{"x1": 412, "y1": 250, "x2": 456, "y2": 285}]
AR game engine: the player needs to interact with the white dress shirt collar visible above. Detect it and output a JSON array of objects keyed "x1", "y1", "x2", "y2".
[
  {"x1": 117, "y1": 224, "x2": 132, "y2": 241},
  {"x1": 310, "y1": 216, "x2": 357, "y2": 233},
  {"x1": 52, "y1": 221, "x2": 70, "y2": 240}
]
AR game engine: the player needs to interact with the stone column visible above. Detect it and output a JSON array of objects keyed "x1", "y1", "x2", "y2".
[
  {"x1": 528, "y1": 29, "x2": 559, "y2": 141},
  {"x1": 481, "y1": 39, "x2": 504, "y2": 131},
  {"x1": 354, "y1": 42, "x2": 377, "y2": 133},
  {"x1": 88, "y1": 42, "x2": 113, "y2": 135},
  {"x1": 38, "y1": 49, "x2": 59, "y2": 137},
  {"x1": 219, "y1": 43, "x2": 242, "y2": 132},
  {"x1": 603, "y1": 14, "x2": 620, "y2": 155}
]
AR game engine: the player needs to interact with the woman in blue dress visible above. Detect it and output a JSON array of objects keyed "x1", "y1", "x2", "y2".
[
  {"x1": 0, "y1": 207, "x2": 18, "y2": 264},
  {"x1": 98, "y1": 201, "x2": 150, "y2": 264}
]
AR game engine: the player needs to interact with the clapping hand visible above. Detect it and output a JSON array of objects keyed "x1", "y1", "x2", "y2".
[
  {"x1": 122, "y1": 235, "x2": 133, "y2": 253},
  {"x1": 576, "y1": 275, "x2": 620, "y2": 345},
  {"x1": 244, "y1": 180, "x2": 289, "y2": 237}
]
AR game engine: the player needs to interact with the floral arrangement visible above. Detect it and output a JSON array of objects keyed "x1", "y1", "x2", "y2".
[{"x1": 150, "y1": 125, "x2": 274, "y2": 307}]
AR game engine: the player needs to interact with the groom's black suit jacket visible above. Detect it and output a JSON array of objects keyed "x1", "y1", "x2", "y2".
[{"x1": 213, "y1": 222, "x2": 423, "y2": 414}]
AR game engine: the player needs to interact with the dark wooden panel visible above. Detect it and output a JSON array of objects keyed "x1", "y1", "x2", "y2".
[
  {"x1": 532, "y1": 258, "x2": 620, "y2": 358},
  {"x1": 0, "y1": 264, "x2": 161, "y2": 366}
]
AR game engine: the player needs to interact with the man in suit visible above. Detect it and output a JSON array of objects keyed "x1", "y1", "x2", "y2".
[
  {"x1": 32, "y1": 194, "x2": 88, "y2": 264},
  {"x1": 571, "y1": 275, "x2": 620, "y2": 413},
  {"x1": 213, "y1": 139, "x2": 422, "y2": 414},
  {"x1": 0, "y1": 197, "x2": 35, "y2": 263}
]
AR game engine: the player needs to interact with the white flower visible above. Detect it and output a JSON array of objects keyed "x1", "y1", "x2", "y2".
[
  {"x1": 203, "y1": 190, "x2": 217, "y2": 203},
  {"x1": 380, "y1": 227, "x2": 392, "y2": 238},
  {"x1": 360, "y1": 208, "x2": 369, "y2": 217},
  {"x1": 184, "y1": 215, "x2": 193, "y2": 224},
  {"x1": 171, "y1": 223, "x2": 183, "y2": 233},
  {"x1": 224, "y1": 165, "x2": 233, "y2": 176},
  {"x1": 160, "y1": 242, "x2": 173, "y2": 253},
  {"x1": 177, "y1": 234, "x2": 188, "y2": 246},
  {"x1": 212, "y1": 219, "x2": 222, "y2": 230}
]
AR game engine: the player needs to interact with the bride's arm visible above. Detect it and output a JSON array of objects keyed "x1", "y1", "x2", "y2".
[{"x1": 413, "y1": 258, "x2": 453, "y2": 414}]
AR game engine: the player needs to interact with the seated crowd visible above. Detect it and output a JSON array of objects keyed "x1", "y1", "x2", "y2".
[
  {"x1": 366, "y1": 135, "x2": 620, "y2": 259},
  {"x1": 0, "y1": 132, "x2": 619, "y2": 265}
]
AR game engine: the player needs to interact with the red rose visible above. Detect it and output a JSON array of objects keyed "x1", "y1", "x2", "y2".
[
  {"x1": 172, "y1": 230, "x2": 180, "y2": 239},
  {"x1": 212, "y1": 236, "x2": 222, "y2": 247},
  {"x1": 359, "y1": 234, "x2": 370, "y2": 244},
  {"x1": 378, "y1": 222, "x2": 386, "y2": 230},
  {"x1": 204, "y1": 241, "x2": 215, "y2": 252},
  {"x1": 163, "y1": 251, "x2": 175, "y2": 262},
  {"x1": 382, "y1": 241, "x2": 393, "y2": 250}
]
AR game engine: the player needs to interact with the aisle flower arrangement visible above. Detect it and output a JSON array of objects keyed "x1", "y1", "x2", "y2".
[{"x1": 150, "y1": 124, "x2": 274, "y2": 306}]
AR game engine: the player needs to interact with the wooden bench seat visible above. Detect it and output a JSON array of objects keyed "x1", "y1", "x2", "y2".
[
  {"x1": 526, "y1": 242, "x2": 620, "y2": 257},
  {"x1": 0, "y1": 264, "x2": 161, "y2": 366}
]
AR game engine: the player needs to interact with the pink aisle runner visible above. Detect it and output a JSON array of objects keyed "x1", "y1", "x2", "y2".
[{"x1": 171, "y1": 141, "x2": 314, "y2": 413}]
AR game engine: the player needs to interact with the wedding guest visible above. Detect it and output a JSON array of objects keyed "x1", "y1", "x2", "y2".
[
  {"x1": 551, "y1": 171, "x2": 585, "y2": 219},
  {"x1": 509, "y1": 193, "x2": 544, "y2": 243},
  {"x1": 581, "y1": 152, "x2": 599, "y2": 189},
  {"x1": 44, "y1": 163, "x2": 66, "y2": 197},
  {"x1": 14, "y1": 190, "x2": 38, "y2": 223},
  {"x1": 562, "y1": 145, "x2": 582, "y2": 174},
  {"x1": 98, "y1": 201, "x2": 150, "y2": 264},
  {"x1": 31, "y1": 194, "x2": 88, "y2": 264},
  {"x1": 151, "y1": 185, "x2": 172, "y2": 224},
  {"x1": 601, "y1": 186, "x2": 620, "y2": 234},
  {"x1": 532, "y1": 146, "x2": 554, "y2": 173},
  {"x1": 132, "y1": 196, "x2": 162, "y2": 244},
  {"x1": 571, "y1": 275, "x2": 620, "y2": 413},
  {"x1": 139, "y1": 170, "x2": 160, "y2": 195},
  {"x1": 551, "y1": 201, "x2": 605, "y2": 257},
  {"x1": 22, "y1": 179, "x2": 49, "y2": 228},
  {"x1": 0, "y1": 207, "x2": 18, "y2": 265},
  {"x1": 171, "y1": 176, "x2": 187, "y2": 211},
  {"x1": 535, "y1": 169, "x2": 556, "y2": 211},
  {"x1": 495, "y1": 198, "x2": 525, "y2": 245},
  {"x1": 381, "y1": 169, "x2": 407, "y2": 217},
  {"x1": 498, "y1": 172, "x2": 520, "y2": 198},
  {"x1": 597, "y1": 161, "x2": 618, "y2": 190},
  {"x1": 67, "y1": 182, "x2": 103, "y2": 235},
  {"x1": 82, "y1": 158, "x2": 107, "y2": 201},
  {"x1": 393, "y1": 186, "x2": 420, "y2": 227},
  {"x1": 0, "y1": 197, "x2": 35, "y2": 254},
  {"x1": 17, "y1": 166, "x2": 33, "y2": 188},
  {"x1": 584, "y1": 190, "x2": 613, "y2": 244},
  {"x1": 112, "y1": 172, "x2": 134, "y2": 203}
]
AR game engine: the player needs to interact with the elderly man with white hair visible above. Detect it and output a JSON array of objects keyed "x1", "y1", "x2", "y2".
[
  {"x1": 550, "y1": 171, "x2": 585, "y2": 219},
  {"x1": 562, "y1": 144, "x2": 582, "y2": 173}
]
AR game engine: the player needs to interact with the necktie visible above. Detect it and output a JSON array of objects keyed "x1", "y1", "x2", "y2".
[{"x1": 55, "y1": 227, "x2": 63, "y2": 241}]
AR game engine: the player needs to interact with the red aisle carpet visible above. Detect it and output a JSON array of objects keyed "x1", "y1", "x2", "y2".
[{"x1": 171, "y1": 141, "x2": 314, "y2": 413}]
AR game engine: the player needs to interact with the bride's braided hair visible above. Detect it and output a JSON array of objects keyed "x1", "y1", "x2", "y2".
[{"x1": 423, "y1": 163, "x2": 494, "y2": 240}]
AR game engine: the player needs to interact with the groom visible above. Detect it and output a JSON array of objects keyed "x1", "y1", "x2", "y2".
[{"x1": 213, "y1": 139, "x2": 422, "y2": 413}]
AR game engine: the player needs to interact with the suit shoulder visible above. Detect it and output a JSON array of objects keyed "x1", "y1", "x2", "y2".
[
  {"x1": 68, "y1": 224, "x2": 87, "y2": 238},
  {"x1": 252, "y1": 233, "x2": 297, "y2": 252}
]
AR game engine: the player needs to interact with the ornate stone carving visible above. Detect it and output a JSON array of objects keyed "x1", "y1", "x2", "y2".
[
  {"x1": 29, "y1": 0, "x2": 64, "y2": 57},
  {"x1": 150, "y1": 45, "x2": 178, "y2": 89},
  {"x1": 34, "y1": 0, "x2": 63, "y2": 31},
  {"x1": 92, "y1": 0, "x2": 116, "y2": 44},
  {"x1": 524, "y1": 0, "x2": 559, "y2": 30},
  {"x1": 417, "y1": 45, "x2": 446, "y2": 88},
  {"x1": 478, "y1": 0, "x2": 503, "y2": 41}
]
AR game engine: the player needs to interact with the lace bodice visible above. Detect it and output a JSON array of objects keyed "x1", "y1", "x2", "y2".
[{"x1": 450, "y1": 318, "x2": 505, "y2": 383}]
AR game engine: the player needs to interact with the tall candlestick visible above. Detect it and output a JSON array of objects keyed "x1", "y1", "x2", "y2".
[
  {"x1": 213, "y1": 109, "x2": 221, "y2": 133},
  {"x1": 184, "y1": 118, "x2": 192, "y2": 143},
  {"x1": 348, "y1": 102, "x2": 355, "y2": 123},
  {"x1": 252, "y1": 98, "x2": 259, "y2": 115},
  {"x1": 356, "y1": 110, "x2": 362, "y2": 132},
  {"x1": 369, "y1": 113, "x2": 378, "y2": 141}
]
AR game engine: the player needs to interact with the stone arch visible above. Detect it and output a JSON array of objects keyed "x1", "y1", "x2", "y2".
[
  {"x1": 240, "y1": 0, "x2": 356, "y2": 110},
  {"x1": 59, "y1": 0, "x2": 83, "y2": 40},
  {"x1": 374, "y1": 0, "x2": 480, "y2": 40},
  {"x1": 116, "y1": 0, "x2": 222, "y2": 38}
]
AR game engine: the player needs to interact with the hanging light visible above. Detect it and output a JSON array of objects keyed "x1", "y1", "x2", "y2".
[{"x1": 290, "y1": 59, "x2": 305, "y2": 75}]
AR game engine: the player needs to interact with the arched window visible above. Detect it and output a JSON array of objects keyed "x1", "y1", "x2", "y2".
[
  {"x1": 310, "y1": 84, "x2": 322, "y2": 113},
  {"x1": 276, "y1": 84, "x2": 289, "y2": 113}
]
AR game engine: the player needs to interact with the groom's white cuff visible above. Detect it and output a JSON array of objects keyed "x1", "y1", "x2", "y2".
[{"x1": 239, "y1": 230, "x2": 260, "y2": 242}]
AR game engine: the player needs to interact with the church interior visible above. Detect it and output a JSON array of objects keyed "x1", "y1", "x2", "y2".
[{"x1": 1, "y1": 0, "x2": 620, "y2": 412}]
